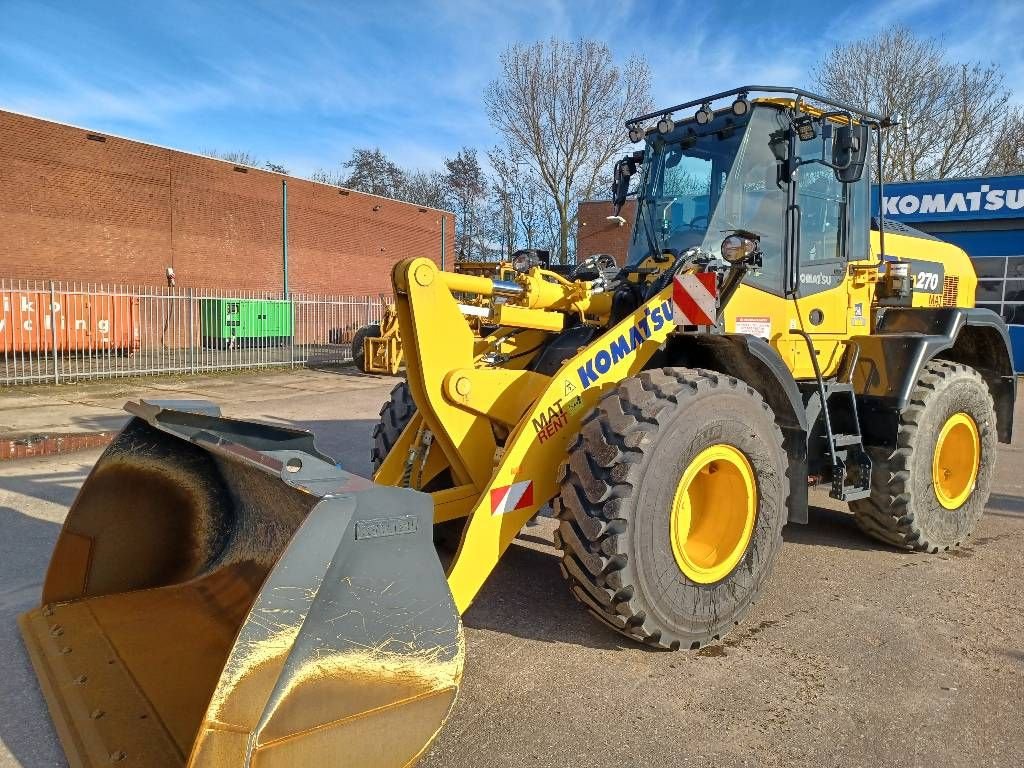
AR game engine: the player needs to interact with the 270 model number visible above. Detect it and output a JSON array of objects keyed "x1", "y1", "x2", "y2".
[
  {"x1": 914, "y1": 271, "x2": 940, "y2": 292},
  {"x1": 901, "y1": 259, "x2": 945, "y2": 295}
]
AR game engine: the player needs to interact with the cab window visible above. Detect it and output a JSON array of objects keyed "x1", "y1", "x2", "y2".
[
  {"x1": 709, "y1": 107, "x2": 790, "y2": 294},
  {"x1": 795, "y1": 128, "x2": 871, "y2": 266},
  {"x1": 798, "y1": 160, "x2": 845, "y2": 264}
]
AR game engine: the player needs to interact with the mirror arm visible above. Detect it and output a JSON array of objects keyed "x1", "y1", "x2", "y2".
[
  {"x1": 869, "y1": 120, "x2": 887, "y2": 264},
  {"x1": 801, "y1": 155, "x2": 854, "y2": 173}
]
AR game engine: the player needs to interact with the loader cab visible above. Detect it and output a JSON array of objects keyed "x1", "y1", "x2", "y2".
[{"x1": 626, "y1": 102, "x2": 873, "y2": 302}]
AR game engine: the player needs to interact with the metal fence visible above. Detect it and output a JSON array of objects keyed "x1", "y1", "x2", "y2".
[{"x1": 1, "y1": 279, "x2": 390, "y2": 385}]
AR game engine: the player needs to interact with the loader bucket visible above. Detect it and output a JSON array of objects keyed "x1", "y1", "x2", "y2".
[{"x1": 19, "y1": 401, "x2": 463, "y2": 768}]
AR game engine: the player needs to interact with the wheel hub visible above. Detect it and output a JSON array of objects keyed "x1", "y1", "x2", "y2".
[
  {"x1": 932, "y1": 412, "x2": 980, "y2": 510},
  {"x1": 670, "y1": 444, "x2": 757, "y2": 584}
]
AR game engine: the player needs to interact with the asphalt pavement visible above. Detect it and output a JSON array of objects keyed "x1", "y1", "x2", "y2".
[{"x1": 0, "y1": 370, "x2": 1021, "y2": 768}]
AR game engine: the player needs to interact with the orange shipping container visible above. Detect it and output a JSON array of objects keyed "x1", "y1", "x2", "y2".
[{"x1": 1, "y1": 290, "x2": 140, "y2": 354}]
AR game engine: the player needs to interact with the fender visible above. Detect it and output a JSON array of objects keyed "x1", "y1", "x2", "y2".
[
  {"x1": 854, "y1": 307, "x2": 1015, "y2": 444},
  {"x1": 666, "y1": 333, "x2": 810, "y2": 524}
]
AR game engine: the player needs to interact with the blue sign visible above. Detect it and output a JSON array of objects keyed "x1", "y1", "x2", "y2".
[{"x1": 872, "y1": 175, "x2": 1024, "y2": 223}]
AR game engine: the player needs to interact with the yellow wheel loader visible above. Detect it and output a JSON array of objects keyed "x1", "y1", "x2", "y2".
[
  {"x1": 20, "y1": 86, "x2": 1016, "y2": 767},
  {"x1": 352, "y1": 300, "x2": 402, "y2": 374}
]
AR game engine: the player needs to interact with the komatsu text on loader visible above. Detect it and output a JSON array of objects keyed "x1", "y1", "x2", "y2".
[{"x1": 20, "y1": 86, "x2": 1016, "y2": 767}]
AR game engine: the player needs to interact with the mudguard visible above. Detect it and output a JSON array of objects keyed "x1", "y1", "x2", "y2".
[{"x1": 853, "y1": 307, "x2": 1015, "y2": 443}]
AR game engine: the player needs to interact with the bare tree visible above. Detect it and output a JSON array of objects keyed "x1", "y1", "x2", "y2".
[
  {"x1": 486, "y1": 38, "x2": 653, "y2": 263},
  {"x1": 309, "y1": 167, "x2": 343, "y2": 186},
  {"x1": 402, "y1": 170, "x2": 448, "y2": 211},
  {"x1": 312, "y1": 149, "x2": 448, "y2": 209},
  {"x1": 487, "y1": 149, "x2": 520, "y2": 260},
  {"x1": 204, "y1": 149, "x2": 260, "y2": 167},
  {"x1": 339, "y1": 148, "x2": 408, "y2": 198},
  {"x1": 488, "y1": 146, "x2": 558, "y2": 259},
  {"x1": 443, "y1": 147, "x2": 488, "y2": 260},
  {"x1": 204, "y1": 149, "x2": 289, "y2": 174},
  {"x1": 812, "y1": 27, "x2": 1013, "y2": 181},
  {"x1": 984, "y1": 107, "x2": 1024, "y2": 175}
]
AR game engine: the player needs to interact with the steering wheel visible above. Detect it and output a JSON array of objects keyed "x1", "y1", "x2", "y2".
[
  {"x1": 573, "y1": 253, "x2": 619, "y2": 280},
  {"x1": 687, "y1": 215, "x2": 709, "y2": 230}
]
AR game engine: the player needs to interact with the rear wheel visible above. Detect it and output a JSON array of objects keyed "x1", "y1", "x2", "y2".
[
  {"x1": 554, "y1": 368, "x2": 788, "y2": 649},
  {"x1": 851, "y1": 360, "x2": 996, "y2": 551},
  {"x1": 351, "y1": 323, "x2": 381, "y2": 372}
]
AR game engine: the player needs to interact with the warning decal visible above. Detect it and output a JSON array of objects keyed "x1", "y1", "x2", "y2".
[
  {"x1": 672, "y1": 272, "x2": 718, "y2": 326},
  {"x1": 489, "y1": 480, "x2": 535, "y2": 516},
  {"x1": 734, "y1": 316, "x2": 771, "y2": 340}
]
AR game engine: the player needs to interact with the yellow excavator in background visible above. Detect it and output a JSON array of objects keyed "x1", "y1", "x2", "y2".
[{"x1": 20, "y1": 86, "x2": 1016, "y2": 767}]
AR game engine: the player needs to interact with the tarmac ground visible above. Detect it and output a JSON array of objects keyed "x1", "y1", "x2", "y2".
[{"x1": 0, "y1": 368, "x2": 1021, "y2": 768}]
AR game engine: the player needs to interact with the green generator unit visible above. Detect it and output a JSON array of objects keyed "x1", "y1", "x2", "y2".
[{"x1": 200, "y1": 299, "x2": 293, "y2": 349}]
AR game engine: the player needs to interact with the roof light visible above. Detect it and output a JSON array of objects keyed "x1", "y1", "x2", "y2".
[
  {"x1": 731, "y1": 94, "x2": 750, "y2": 116},
  {"x1": 627, "y1": 123, "x2": 644, "y2": 143},
  {"x1": 656, "y1": 114, "x2": 675, "y2": 134},
  {"x1": 793, "y1": 115, "x2": 817, "y2": 141},
  {"x1": 694, "y1": 104, "x2": 713, "y2": 125}
]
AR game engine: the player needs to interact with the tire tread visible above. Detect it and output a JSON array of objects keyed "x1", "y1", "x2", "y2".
[
  {"x1": 553, "y1": 367, "x2": 788, "y2": 649},
  {"x1": 851, "y1": 359, "x2": 995, "y2": 552}
]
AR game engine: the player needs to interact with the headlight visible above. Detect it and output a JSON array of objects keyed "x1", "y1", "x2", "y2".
[
  {"x1": 720, "y1": 234, "x2": 758, "y2": 263},
  {"x1": 511, "y1": 252, "x2": 540, "y2": 273}
]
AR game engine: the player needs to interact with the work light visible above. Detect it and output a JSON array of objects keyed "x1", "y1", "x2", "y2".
[
  {"x1": 721, "y1": 234, "x2": 759, "y2": 263},
  {"x1": 731, "y1": 95, "x2": 750, "y2": 116},
  {"x1": 511, "y1": 251, "x2": 542, "y2": 273},
  {"x1": 793, "y1": 116, "x2": 816, "y2": 141}
]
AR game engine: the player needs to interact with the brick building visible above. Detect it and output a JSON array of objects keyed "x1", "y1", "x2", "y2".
[
  {"x1": 0, "y1": 110, "x2": 454, "y2": 294},
  {"x1": 577, "y1": 199, "x2": 636, "y2": 263}
]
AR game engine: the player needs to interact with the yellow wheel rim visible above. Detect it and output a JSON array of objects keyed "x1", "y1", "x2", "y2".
[
  {"x1": 932, "y1": 412, "x2": 980, "y2": 510},
  {"x1": 670, "y1": 444, "x2": 757, "y2": 584}
]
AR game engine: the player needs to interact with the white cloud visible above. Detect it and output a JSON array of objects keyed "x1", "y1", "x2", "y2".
[{"x1": 4, "y1": 0, "x2": 1023, "y2": 182}]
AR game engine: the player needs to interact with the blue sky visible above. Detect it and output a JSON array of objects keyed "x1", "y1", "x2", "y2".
[{"x1": 2, "y1": 0, "x2": 1022, "y2": 178}]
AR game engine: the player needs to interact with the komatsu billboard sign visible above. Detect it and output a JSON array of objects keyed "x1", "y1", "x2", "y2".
[{"x1": 874, "y1": 175, "x2": 1024, "y2": 223}]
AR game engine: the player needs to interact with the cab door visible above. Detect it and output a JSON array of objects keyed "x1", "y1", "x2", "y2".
[
  {"x1": 784, "y1": 158, "x2": 851, "y2": 377},
  {"x1": 725, "y1": 129, "x2": 871, "y2": 380}
]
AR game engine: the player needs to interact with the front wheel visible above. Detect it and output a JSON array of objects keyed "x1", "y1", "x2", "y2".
[
  {"x1": 370, "y1": 381, "x2": 463, "y2": 550},
  {"x1": 554, "y1": 368, "x2": 788, "y2": 650},
  {"x1": 370, "y1": 380, "x2": 414, "y2": 473}
]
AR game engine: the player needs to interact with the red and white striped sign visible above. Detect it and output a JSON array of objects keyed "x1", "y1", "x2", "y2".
[
  {"x1": 490, "y1": 480, "x2": 534, "y2": 516},
  {"x1": 672, "y1": 272, "x2": 718, "y2": 327}
]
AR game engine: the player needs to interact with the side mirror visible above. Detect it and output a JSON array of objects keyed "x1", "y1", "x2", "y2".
[
  {"x1": 610, "y1": 157, "x2": 632, "y2": 215},
  {"x1": 770, "y1": 128, "x2": 795, "y2": 185},
  {"x1": 833, "y1": 124, "x2": 868, "y2": 183}
]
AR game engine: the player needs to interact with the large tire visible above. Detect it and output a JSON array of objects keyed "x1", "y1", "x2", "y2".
[
  {"x1": 851, "y1": 360, "x2": 997, "y2": 552},
  {"x1": 371, "y1": 380, "x2": 414, "y2": 473},
  {"x1": 370, "y1": 382, "x2": 464, "y2": 550},
  {"x1": 351, "y1": 323, "x2": 381, "y2": 372},
  {"x1": 554, "y1": 368, "x2": 788, "y2": 650}
]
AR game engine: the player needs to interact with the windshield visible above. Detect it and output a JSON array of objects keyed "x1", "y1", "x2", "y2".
[{"x1": 627, "y1": 105, "x2": 788, "y2": 268}]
